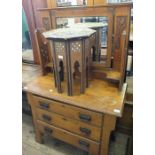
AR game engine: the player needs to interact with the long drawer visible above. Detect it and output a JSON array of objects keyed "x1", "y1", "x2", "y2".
[
  {"x1": 37, "y1": 120, "x2": 100, "y2": 155},
  {"x1": 36, "y1": 108, "x2": 101, "y2": 142},
  {"x1": 33, "y1": 95, "x2": 103, "y2": 127}
]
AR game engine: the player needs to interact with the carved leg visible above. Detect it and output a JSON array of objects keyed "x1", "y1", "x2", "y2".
[{"x1": 100, "y1": 115, "x2": 116, "y2": 155}]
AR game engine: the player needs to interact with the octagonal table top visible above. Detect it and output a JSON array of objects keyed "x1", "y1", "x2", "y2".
[
  {"x1": 67, "y1": 22, "x2": 108, "y2": 29},
  {"x1": 43, "y1": 27, "x2": 96, "y2": 40}
]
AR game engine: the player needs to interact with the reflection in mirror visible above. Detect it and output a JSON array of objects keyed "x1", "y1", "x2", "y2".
[
  {"x1": 57, "y1": 0, "x2": 87, "y2": 7},
  {"x1": 22, "y1": 7, "x2": 34, "y2": 62},
  {"x1": 56, "y1": 17, "x2": 108, "y2": 64}
]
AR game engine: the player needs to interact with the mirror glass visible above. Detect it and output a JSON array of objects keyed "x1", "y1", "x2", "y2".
[
  {"x1": 22, "y1": 7, "x2": 34, "y2": 62},
  {"x1": 56, "y1": 17, "x2": 108, "y2": 64}
]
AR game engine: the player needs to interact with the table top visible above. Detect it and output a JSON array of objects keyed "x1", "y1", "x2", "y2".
[
  {"x1": 67, "y1": 22, "x2": 108, "y2": 29},
  {"x1": 24, "y1": 72, "x2": 127, "y2": 117},
  {"x1": 43, "y1": 27, "x2": 96, "y2": 40}
]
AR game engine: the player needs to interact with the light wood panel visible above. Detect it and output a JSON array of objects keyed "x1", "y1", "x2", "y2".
[
  {"x1": 36, "y1": 108, "x2": 101, "y2": 141},
  {"x1": 37, "y1": 120, "x2": 100, "y2": 154},
  {"x1": 94, "y1": 0, "x2": 107, "y2": 5},
  {"x1": 47, "y1": 0, "x2": 57, "y2": 8}
]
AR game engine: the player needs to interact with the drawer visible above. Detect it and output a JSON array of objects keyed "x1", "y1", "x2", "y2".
[
  {"x1": 37, "y1": 120, "x2": 100, "y2": 155},
  {"x1": 33, "y1": 95, "x2": 102, "y2": 127},
  {"x1": 36, "y1": 108, "x2": 101, "y2": 142}
]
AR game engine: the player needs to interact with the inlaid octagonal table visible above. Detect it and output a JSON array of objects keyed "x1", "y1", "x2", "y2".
[{"x1": 43, "y1": 27, "x2": 96, "y2": 96}]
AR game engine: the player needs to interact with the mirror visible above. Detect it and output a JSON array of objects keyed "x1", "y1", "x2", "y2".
[
  {"x1": 22, "y1": 7, "x2": 34, "y2": 62},
  {"x1": 56, "y1": 16, "x2": 108, "y2": 64}
]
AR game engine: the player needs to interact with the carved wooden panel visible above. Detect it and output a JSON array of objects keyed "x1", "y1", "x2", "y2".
[
  {"x1": 40, "y1": 48, "x2": 49, "y2": 64},
  {"x1": 42, "y1": 17, "x2": 51, "y2": 30},
  {"x1": 115, "y1": 16, "x2": 127, "y2": 50}
]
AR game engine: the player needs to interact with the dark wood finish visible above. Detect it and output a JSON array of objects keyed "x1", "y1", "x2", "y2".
[
  {"x1": 43, "y1": 28, "x2": 95, "y2": 96},
  {"x1": 113, "y1": 6, "x2": 131, "y2": 89},
  {"x1": 35, "y1": 28, "x2": 53, "y2": 75}
]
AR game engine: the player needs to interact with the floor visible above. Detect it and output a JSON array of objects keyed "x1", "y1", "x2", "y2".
[
  {"x1": 22, "y1": 113, "x2": 130, "y2": 155},
  {"x1": 22, "y1": 49, "x2": 34, "y2": 62}
]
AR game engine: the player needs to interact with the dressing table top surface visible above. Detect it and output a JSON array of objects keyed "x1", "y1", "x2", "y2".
[{"x1": 25, "y1": 73, "x2": 127, "y2": 117}]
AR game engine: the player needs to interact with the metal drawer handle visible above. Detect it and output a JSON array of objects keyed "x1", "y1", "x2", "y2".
[
  {"x1": 80, "y1": 127, "x2": 91, "y2": 135},
  {"x1": 44, "y1": 127, "x2": 53, "y2": 134},
  {"x1": 42, "y1": 114, "x2": 51, "y2": 121},
  {"x1": 79, "y1": 114, "x2": 91, "y2": 122},
  {"x1": 79, "y1": 140, "x2": 90, "y2": 148},
  {"x1": 39, "y1": 102, "x2": 49, "y2": 109}
]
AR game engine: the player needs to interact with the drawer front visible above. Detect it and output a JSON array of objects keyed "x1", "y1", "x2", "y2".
[
  {"x1": 36, "y1": 108, "x2": 101, "y2": 142},
  {"x1": 37, "y1": 120, "x2": 100, "y2": 155},
  {"x1": 33, "y1": 95, "x2": 102, "y2": 127}
]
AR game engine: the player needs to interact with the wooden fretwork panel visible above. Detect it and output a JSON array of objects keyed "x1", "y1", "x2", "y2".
[
  {"x1": 113, "y1": 6, "x2": 131, "y2": 89},
  {"x1": 39, "y1": 11, "x2": 52, "y2": 30},
  {"x1": 42, "y1": 17, "x2": 51, "y2": 30}
]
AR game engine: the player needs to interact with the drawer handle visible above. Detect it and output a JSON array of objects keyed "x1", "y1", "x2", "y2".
[
  {"x1": 80, "y1": 127, "x2": 91, "y2": 135},
  {"x1": 79, "y1": 140, "x2": 90, "y2": 148},
  {"x1": 39, "y1": 102, "x2": 49, "y2": 109},
  {"x1": 42, "y1": 114, "x2": 51, "y2": 122},
  {"x1": 79, "y1": 114, "x2": 91, "y2": 122},
  {"x1": 44, "y1": 127, "x2": 53, "y2": 134}
]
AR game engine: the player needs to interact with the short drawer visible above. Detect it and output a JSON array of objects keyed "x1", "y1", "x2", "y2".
[
  {"x1": 36, "y1": 108, "x2": 101, "y2": 142},
  {"x1": 37, "y1": 120, "x2": 100, "y2": 155},
  {"x1": 33, "y1": 95, "x2": 103, "y2": 127}
]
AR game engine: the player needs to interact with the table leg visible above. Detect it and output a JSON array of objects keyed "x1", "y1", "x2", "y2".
[{"x1": 100, "y1": 115, "x2": 116, "y2": 155}]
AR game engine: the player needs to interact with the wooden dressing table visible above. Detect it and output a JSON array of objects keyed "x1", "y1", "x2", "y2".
[
  {"x1": 23, "y1": 4, "x2": 132, "y2": 155},
  {"x1": 24, "y1": 73, "x2": 127, "y2": 155}
]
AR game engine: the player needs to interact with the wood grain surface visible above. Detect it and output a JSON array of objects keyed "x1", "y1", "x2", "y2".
[{"x1": 25, "y1": 73, "x2": 127, "y2": 117}]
